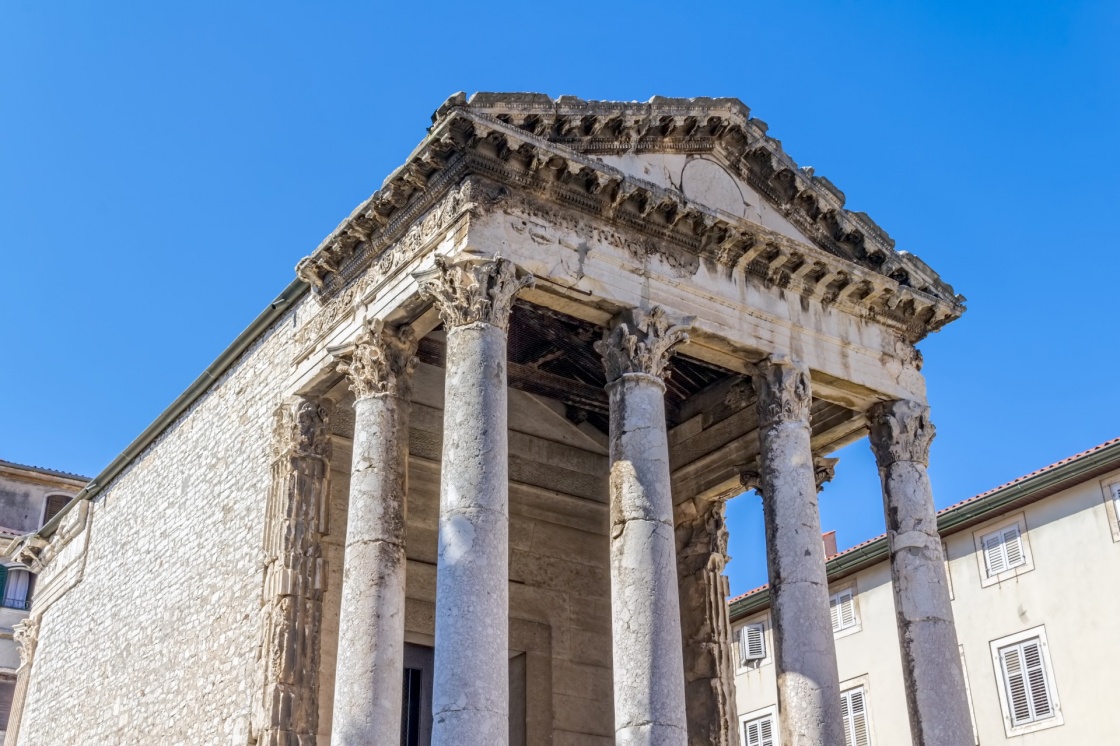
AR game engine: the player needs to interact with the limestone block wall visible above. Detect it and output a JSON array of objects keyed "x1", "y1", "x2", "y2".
[{"x1": 17, "y1": 300, "x2": 308, "y2": 746}]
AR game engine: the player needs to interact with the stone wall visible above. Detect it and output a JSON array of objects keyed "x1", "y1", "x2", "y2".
[{"x1": 17, "y1": 300, "x2": 308, "y2": 746}]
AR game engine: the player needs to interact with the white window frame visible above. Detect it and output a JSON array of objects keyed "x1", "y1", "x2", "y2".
[
  {"x1": 1100, "y1": 473, "x2": 1120, "y2": 543},
  {"x1": 944, "y1": 540, "x2": 956, "y2": 601},
  {"x1": 739, "y1": 705, "x2": 779, "y2": 746},
  {"x1": 989, "y1": 625, "x2": 1064, "y2": 737},
  {"x1": 829, "y1": 584, "x2": 861, "y2": 638},
  {"x1": 838, "y1": 675, "x2": 874, "y2": 746},
  {"x1": 735, "y1": 615, "x2": 772, "y2": 671},
  {"x1": 971, "y1": 513, "x2": 1034, "y2": 587}
]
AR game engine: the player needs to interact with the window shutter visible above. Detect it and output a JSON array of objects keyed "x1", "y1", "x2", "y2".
[
  {"x1": 1022, "y1": 641, "x2": 1053, "y2": 720},
  {"x1": 840, "y1": 687, "x2": 871, "y2": 746},
  {"x1": 1002, "y1": 525, "x2": 1025, "y2": 569},
  {"x1": 982, "y1": 530, "x2": 1007, "y2": 576},
  {"x1": 44, "y1": 494, "x2": 70, "y2": 525},
  {"x1": 741, "y1": 623, "x2": 766, "y2": 663},
  {"x1": 831, "y1": 590, "x2": 856, "y2": 632},
  {"x1": 0, "y1": 566, "x2": 7, "y2": 603},
  {"x1": 744, "y1": 715, "x2": 774, "y2": 746},
  {"x1": 1001, "y1": 644, "x2": 1032, "y2": 725}
]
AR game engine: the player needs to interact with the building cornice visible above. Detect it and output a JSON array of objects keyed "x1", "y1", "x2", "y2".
[{"x1": 296, "y1": 93, "x2": 965, "y2": 345}]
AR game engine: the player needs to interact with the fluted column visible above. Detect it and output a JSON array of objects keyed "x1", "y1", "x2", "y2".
[
  {"x1": 596, "y1": 306, "x2": 691, "y2": 746},
  {"x1": 750, "y1": 355, "x2": 844, "y2": 746},
  {"x1": 2, "y1": 616, "x2": 39, "y2": 746},
  {"x1": 416, "y1": 256, "x2": 533, "y2": 746},
  {"x1": 869, "y1": 400, "x2": 972, "y2": 746},
  {"x1": 330, "y1": 321, "x2": 418, "y2": 746},
  {"x1": 675, "y1": 494, "x2": 740, "y2": 746}
]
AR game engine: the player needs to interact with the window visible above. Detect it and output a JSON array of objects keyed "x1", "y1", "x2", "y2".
[
  {"x1": 738, "y1": 622, "x2": 766, "y2": 666},
  {"x1": 0, "y1": 566, "x2": 32, "y2": 611},
  {"x1": 743, "y1": 713, "x2": 776, "y2": 746},
  {"x1": 981, "y1": 524, "x2": 1026, "y2": 577},
  {"x1": 1110, "y1": 481, "x2": 1120, "y2": 541},
  {"x1": 43, "y1": 493, "x2": 71, "y2": 526},
  {"x1": 990, "y1": 627, "x2": 1063, "y2": 736},
  {"x1": 830, "y1": 588, "x2": 857, "y2": 633},
  {"x1": 973, "y1": 515, "x2": 1034, "y2": 587},
  {"x1": 840, "y1": 686, "x2": 870, "y2": 746}
]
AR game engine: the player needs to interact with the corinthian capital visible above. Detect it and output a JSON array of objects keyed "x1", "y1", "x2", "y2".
[
  {"x1": 754, "y1": 354, "x2": 812, "y2": 427},
  {"x1": 13, "y1": 617, "x2": 39, "y2": 669},
  {"x1": 814, "y1": 456, "x2": 839, "y2": 492},
  {"x1": 336, "y1": 320, "x2": 419, "y2": 400},
  {"x1": 595, "y1": 306, "x2": 692, "y2": 383},
  {"x1": 414, "y1": 256, "x2": 534, "y2": 331},
  {"x1": 868, "y1": 399, "x2": 935, "y2": 467}
]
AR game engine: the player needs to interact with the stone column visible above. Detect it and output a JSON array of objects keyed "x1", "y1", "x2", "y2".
[
  {"x1": 675, "y1": 494, "x2": 740, "y2": 746},
  {"x1": 330, "y1": 321, "x2": 418, "y2": 746},
  {"x1": 256, "y1": 397, "x2": 332, "y2": 746},
  {"x1": 595, "y1": 306, "x2": 691, "y2": 746},
  {"x1": 416, "y1": 256, "x2": 533, "y2": 746},
  {"x1": 869, "y1": 400, "x2": 973, "y2": 746},
  {"x1": 2, "y1": 616, "x2": 40, "y2": 746},
  {"x1": 750, "y1": 355, "x2": 844, "y2": 746}
]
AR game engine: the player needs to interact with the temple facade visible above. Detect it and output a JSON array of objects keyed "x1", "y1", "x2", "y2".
[{"x1": 7, "y1": 94, "x2": 971, "y2": 746}]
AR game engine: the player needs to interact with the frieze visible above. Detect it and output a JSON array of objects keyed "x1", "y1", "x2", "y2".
[{"x1": 295, "y1": 95, "x2": 965, "y2": 343}]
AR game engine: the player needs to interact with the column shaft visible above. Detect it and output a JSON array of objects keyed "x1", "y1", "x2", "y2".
[
  {"x1": 331, "y1": 322, "x2": 417, "y2": 745},
  {"x1": 597, "y1": 307, "x2": 691, "y2": 746},
  {"x1": 753, "y1": 356, "x2": 844, "y2": 746},
  {"x1": 417, "y1": 257, "x2": 532, "y2": 746},
  {"x1": 870, "y1": 400, "x2": 973, "y2": 746}
]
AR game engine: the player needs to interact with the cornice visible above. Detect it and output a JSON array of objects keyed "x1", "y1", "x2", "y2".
[{"x1": 296, "y1": 93, "x2": 965, "y2": 343}]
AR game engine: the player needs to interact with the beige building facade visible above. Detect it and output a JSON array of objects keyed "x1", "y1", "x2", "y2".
[
  {"x1": 0, "y1": 460, "x2": 85, "y2": 741},
  {"x1": 731, "y1": 437, "x2": 1120, "y2": 745},
  {"x1": 6, "y1": 93, "x2": 970, "y2": 746}
]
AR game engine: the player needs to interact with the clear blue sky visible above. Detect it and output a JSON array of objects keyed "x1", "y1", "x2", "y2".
[{"x1": 2, "y1": 1, "x2": 1116, "y2": 593}]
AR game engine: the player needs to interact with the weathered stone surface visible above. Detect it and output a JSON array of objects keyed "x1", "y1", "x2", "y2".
[
  {"x1": 599, "y1": 307, "x2": 690, "y2": 746},
  {"x1": 330, "y1": 323, "x2": 417, "y2": 746},
  {"x1": 752, "y1": 355, "x2": 844, "y2": 746},
  {"x1": 419, "y1": 257, "x2": 532, "y2": 746},
  {"x1": 675, "y1": 494, "x2": 740, "y2": 746},
  {"x1": 869, "y1": 400, "x2": 973, "y2": 746}
]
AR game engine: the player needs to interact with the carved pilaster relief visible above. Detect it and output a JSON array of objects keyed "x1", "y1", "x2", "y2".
[
  {"x1": 676, "y1": 494, "x2": 740, "y2": 746},
  {"x1": 335, "y1": 320, "x2": 419, "y2": 401},
  {"x1": 254, "y1": 397, "x2": 332, "y2": 746},
  {"x1": 415, "y1": 256, "x2": 534, "y2": 331},
  {"x1": 813, "y1": 456, "x2": 839, "y2": 492},
  {"x1": 12, "y1": 617, "x2": 38, "y2": 671},
  {"x1": 595, "y1": 306, "x2": 693, "y2": 383},
  {"x1": 868, "y1": 399, "x2": 935, "y2": 467},
  {"x1": 753, "y1": 354, "x2": 812, "y2": 427}
]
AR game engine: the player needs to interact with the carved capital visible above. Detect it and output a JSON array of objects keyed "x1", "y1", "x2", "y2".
[
  {"x1": 336, "y1": 320, "x2": 418, "y2": 400},
  {"x1": 13, "y1": 617, "x2": 39, "y2": 669},
  {"x1": 754, "y1": 354, "x2": 812, "y2": 427},
  {"x1": 739, "y1": 469, "x2": 762, "y2": 495},
  {"x1": 594, "y1": 306, "x2": 692, "y2": 383},
  {"x1": 289, "y1": 398, "x2": 332, "y2": 461},
  {"x1": 415, "y1": 256, "x2": 533, "y2": 331},
  {"x1": 814, "y1": 456, "x2": 839, "y2": 492},
  {"x1": 868, "y1": 399, "x2": 935, "y2": 467}
]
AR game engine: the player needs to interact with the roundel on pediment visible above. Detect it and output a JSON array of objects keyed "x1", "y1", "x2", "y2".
[{"x1": 680, "y1": 157, "x2": 748, "y2": 219}]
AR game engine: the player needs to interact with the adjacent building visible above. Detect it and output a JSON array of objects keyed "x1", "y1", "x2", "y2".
[
  {"x1": 731, "y1": 437, "x2": 1120, "y2": 745},
  {"x1": 0, "y1": 460, "x2": 86, "y2": 741}
]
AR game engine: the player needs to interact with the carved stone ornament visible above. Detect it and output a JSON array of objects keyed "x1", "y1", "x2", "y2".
[
  {"x1": 336, "y1": 320, "x2": 419, "y2": 400},
  {"x1": 415, "y1": 256, "x2": 534, "y2": 331},
  {"x1": 595, "y1": 306, "x2": 693, "y2": 383},
  {"x1": 739, "y1": 469, "x2": 762, "y2": 495},
  {"x1": 291, "y1": 398, "x2": 332, "y2": 461},
  {"x1": 814, "y1": 456, "x2": 840, "y2": 492},
  {"x1": 754, "y1": 354, "x2": 812, "y2": 427},
  {"x1": 13, "y1": 617, "x2": 39, "y2": 669},
  {"x1": 868, "y1": 399, "x2": 936, "y2": 467}
]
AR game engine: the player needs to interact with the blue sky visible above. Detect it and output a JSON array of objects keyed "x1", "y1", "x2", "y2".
[{"x1": 2, "y1": 1, "x2": 1117, "y2": 593}]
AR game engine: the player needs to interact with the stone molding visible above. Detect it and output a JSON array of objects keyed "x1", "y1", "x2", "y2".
[
  {"x1": 595, "y1": 306, "x2": 692, "y2": 383},
  {"x1": 255, "y1": 397, "x2": 332, "y2": 745},
  {"x1": 753, "y1": 355, "x2": 812, "y2": 428},
  {"x1": 814, "y1": 456, "x2": 839, "y2": 492},
  {"x1": 335, "y1": 320, "x2": 419, "y2": 400},
  {"x1": 868, "y1": 399, "x2": 935, "y2": 467},
  {"x1": 295, "y1": 96, "x2": 964, "y2": 343},
  {"x1": 415, "y1": 256, "x2": 534, "y2": 332}
]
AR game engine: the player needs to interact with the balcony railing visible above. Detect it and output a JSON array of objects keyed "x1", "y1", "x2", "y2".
[{"x1": 1, "y1": 596, "x2": 30, "y2": 611}]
